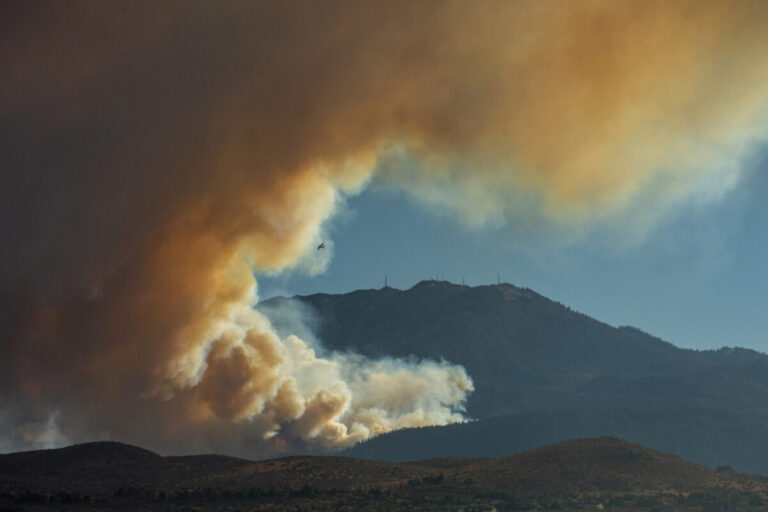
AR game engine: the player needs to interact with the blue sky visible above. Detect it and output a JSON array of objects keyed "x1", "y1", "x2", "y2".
[{"x1": 260, "y1": 145, "x2": 768, "y2": 354}]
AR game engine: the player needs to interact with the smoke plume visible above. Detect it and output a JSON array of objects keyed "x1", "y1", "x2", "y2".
[{"x1": 2, "y1": 0, "x2": 768, "y2": 455}]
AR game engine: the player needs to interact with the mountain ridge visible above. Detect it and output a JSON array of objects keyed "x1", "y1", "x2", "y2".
[
  {"x1": 261, "y1": 280, "x2": 767, "y2": 414},
  {"x1": 260, "y1": 280, "x2": 768, "y2": 473}
]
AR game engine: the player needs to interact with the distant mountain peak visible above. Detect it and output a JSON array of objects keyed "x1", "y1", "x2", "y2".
[{"x1": 409, "y1": 279, "x2": 459, "y2": 290}]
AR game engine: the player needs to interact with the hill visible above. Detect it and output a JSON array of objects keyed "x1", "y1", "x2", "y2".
[
  {"x1": 0, "y1": 441, "x2": 251, "y2": 495},
  {"x1": 448, "y1": 437, "x2": 745, "y2": 495},
  {"x1": 2, "y1": 438, "x2": 767, "y2": 511},
  {"x1": 260, "y1": 281, "x2": 768, "y2": 473}
]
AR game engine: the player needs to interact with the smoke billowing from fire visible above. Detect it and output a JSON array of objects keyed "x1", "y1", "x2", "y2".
[{"x1": 2, "y1": 1, "x2": 768, "y2": 455}]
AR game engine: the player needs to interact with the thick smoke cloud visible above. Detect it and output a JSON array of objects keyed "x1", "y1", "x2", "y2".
[{"x1": 2, "y1": 1, "x2": 768, "y2": 455}]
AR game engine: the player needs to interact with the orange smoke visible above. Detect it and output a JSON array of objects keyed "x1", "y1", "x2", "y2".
[{"x1": 2, "y1": 0, "x2": 767, "y2": 455}]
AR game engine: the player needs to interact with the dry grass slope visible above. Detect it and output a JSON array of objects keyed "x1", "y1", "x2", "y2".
[{"x1": 2, "y1": 437, "x2": 768, "y2": 511}]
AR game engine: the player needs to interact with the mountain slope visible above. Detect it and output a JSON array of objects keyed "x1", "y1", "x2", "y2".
[
  {"x1": 261, "y1": 281, "x2": 768, "y2": 417},
  {"x1": 261, "y1": 281, "x2": 768, "y2": 472}
]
